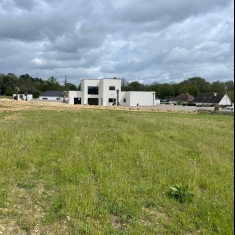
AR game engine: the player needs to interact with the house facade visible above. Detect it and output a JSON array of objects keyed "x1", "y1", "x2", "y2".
[
  {"x1": 173, "y1": 93, "x2": 195, "y2": 104},
  {"x1": 68, "y1": 78, "x2": 156, "y2": 106},
  {"x1": 39, "y1": 91, "x2": 65, "y2": 100},
  {"x1": 193, "y1": 92, "x2": 231, "y2": 106},
  {"x1": 161, "y1": 96, "x2": 174, "y2": 104}
]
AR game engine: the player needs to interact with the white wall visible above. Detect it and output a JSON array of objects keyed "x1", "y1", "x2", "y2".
[
  {"x1": 119, "y1": 92, "x2": 128, "y2": 106},
  {"x1": 128, "y1": 91, "x2": 155, "y2": 106},
  {"x1": 82, "y1": 79, "x2": 100, "y2": 105},
  {"x1": 102, "y1": 79, "x2": 122, "y2": 106},
  {"x1": 154, "y1": 99, "x2": 161, "y2": 105},
  {"x1": 68, "y1": 91, "x2": 84, "y2": 104},
  {"x1": 39, "y1": 96, "x2": 61, "y2": 100},
  {"x1": 219, "y1": 94, "x2": 231, "y2": 106}
]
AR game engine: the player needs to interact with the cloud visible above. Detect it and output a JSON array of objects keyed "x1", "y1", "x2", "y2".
[{"x1": 0, "y1": 0, "x2": 233, "y2": 85}]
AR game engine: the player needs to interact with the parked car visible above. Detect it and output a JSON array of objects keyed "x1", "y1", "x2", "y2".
[{"x1": 223, "y1": 107, "x2": 234, "y2": 112}]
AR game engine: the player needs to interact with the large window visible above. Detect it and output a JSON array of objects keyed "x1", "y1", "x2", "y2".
[
  {"x1": 109, "y1": 98, "x2": 116, "y2": 103},
  {"x1": 109, "y1": 86, "x2": 115, "y2": 90},
  {"x1": 88, "y1": 98, "x2": 99, "y2": 105},
  {"x1": 88, "y1": 86, "x2": 99, "y2": 95}
]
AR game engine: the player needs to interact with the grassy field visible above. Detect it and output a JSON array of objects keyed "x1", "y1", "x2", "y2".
[
  {"x1": 0, "y1": 95, "x2": 12, "y2": 99},
  {"x1": 0, "y1": 106, "x2": 234, "y2": 234}
]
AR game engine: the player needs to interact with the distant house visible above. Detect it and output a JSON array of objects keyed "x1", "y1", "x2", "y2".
[
  {"x1": 161, "y1": 96, "x2": 174, "y2": 103},
  {"x1": 39, "y1": 91, "x2": 64, "y2": 100},
  {"x1": 193, "y1": 92, "x2": 231, "y2": 106},
  {"x1": 173, "y1": 93, "x2": 195, "y2": 104}
]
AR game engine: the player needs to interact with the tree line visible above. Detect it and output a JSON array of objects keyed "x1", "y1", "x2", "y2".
[
  {"x1": 0, "y1": 73, "x2": 78, "y2": 98},
  {"x1": 121, "y1": 77, "x2": 234, "y2": 101},
  {"x1": 0, "y1": 73, "x2": 234, "y2": 100}
]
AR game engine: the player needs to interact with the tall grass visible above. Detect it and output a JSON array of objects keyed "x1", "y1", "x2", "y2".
[{"x1": 0, "y1": 108, "x2": 234, "y2": 234}]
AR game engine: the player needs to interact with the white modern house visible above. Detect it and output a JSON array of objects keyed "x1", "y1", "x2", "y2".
[{"x1": 68, "y1": 78, "x2": 156, "y2": 106}]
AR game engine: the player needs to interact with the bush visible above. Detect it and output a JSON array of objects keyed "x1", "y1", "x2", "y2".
[
  {"x1": 214, "y1": 104, "x2": 220, "y2": 111},
  {"x1": 177, "y1": 100, "x2": 182, "y2": 105}
]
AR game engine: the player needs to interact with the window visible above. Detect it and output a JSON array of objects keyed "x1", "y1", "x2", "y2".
[
  {"x1": 123, "y1": 98, "x2": 126, "y2": 102},
  {"x1": 109, "y1": 86, "x2": 115, "y2": 90},
  {"x1": 88, "y1": 98, "x2": 99, "y2": 105},
  {"x1": 88, "y1": 86, "x2": 99, "y2": 95},
  {"x1": 109, "y1": 98, "x2": 116, "y2": 103}
]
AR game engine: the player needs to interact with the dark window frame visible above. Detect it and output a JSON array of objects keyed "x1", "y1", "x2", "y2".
[
  {"x1": 88, "y1": 86, "x2": 99, "y2": 95},
  {"x1": 109, "y1": 98, "x2": 116, "y2": 103},
  {"x1": 123, "y1": 98, "x2": 126, "y2": 102},
  {"x1": 109, "y1": 86, "x2": 115, "y2": 90}
]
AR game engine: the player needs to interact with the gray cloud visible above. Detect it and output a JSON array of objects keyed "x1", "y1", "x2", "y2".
[{"x1": 0, "y1": 0, "x2": 233, "y2": 85}]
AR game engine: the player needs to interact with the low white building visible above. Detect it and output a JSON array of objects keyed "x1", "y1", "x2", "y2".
[
  {"x1": 68, "y1": 78, "x2": 156, "y2": 107},
  {"x1": 13, "y1": 94, "x2": 33, "y2": 101},
  {"x1": 39, "y1": 91, "x2": 66, "y2": 101},
  {"x1": 154, "y1": 97, "x2": 161, "y2": 105}
]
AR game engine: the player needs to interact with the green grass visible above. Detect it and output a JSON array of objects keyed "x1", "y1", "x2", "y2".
[
  {"x1": 0, "y1": 109, "x2": 234, "y2": 234},
  {"x1": 0, "y1": 95, "x2": 12, "y2": 99}
]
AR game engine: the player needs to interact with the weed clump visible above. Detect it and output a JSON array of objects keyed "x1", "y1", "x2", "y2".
[{"x1": 168, "y1": 183, "x2": 194, "y2": 203}]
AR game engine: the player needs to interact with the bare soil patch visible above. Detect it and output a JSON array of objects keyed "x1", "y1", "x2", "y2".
[{"x1": 0, "y1": 99, "x2": 199, "y2": 114}]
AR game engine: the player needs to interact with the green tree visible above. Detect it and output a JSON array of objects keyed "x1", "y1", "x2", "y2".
[
  {"x1": 64, "y1": 76, "x2": 68, "y2": 86},
  {"x1": 225, "y1": 80, "x2": 234, "y2": 91},
  {"x1": 123, "y1": 81, "x2": 146, "y2": 91},
  {"x1": 159, "y1": 83, "x2": 173, "y2": 99},
  {"x1": 179, "y1": 84, "x2": 199, "y2": 96},
  {"x1": 5, "y1": 86, "x2": 14, "y2": 96},
  {"x1": 187, "y1": 77, "x2": 211, "y2": 93},
  {"x1": 210, "y1": 81, "x2": 226, "y2": 93},
  {"x1": 1, "y1": 73, "x2": 18, "y2": 95},
  {"x1": 42, "y1": 76, "x2": 61, "y2": 91},
  {"x1": 227, "y1": 91, "x2": 234, "y2": 101}
]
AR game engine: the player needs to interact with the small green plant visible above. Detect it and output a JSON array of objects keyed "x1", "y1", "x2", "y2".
[
  {"x1": 168, "y1": 183, "x2": 194, "y2": 203},
  {"x1": 15, "y1": 87, "x2": 20, "y2": 100},
  {"x1": 177, "y1": 100, "x2": 182, "y2": 105},
  {"x1": 62, "y1": 91, "x2": 67, "y2": 103}
]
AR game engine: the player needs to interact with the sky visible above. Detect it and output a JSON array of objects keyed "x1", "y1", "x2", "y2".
[{"x1": 0, "y1": 0, "x2": 234, "y2": 85}]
